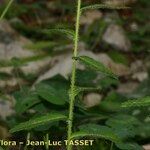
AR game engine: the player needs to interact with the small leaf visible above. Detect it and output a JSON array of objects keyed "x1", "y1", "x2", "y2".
[
  {"x1": 77, "y1": 56, "x2": 118, "y2": 79},
  {"x1": 122, "y1": 96, "x2": 150, "y2": 108},
  {"x1": 10, "y1": 113, "x2": 67, "y2": 133},
  {"x1": 69, "y1": 86, "x2": 101, "y2": 98},
  {"x1": 36, "y1": 83, "x2": 67, "y2": 105},
  {"x1": 43, "y1": 28, "x2": 75, "y2": 40},
  {"x1": 81, "y1": 4, "x2": 130, "y2": 12},
  {"x1": 77, "y1": 86, "x2": 101, "y2": 92},
  {"x1": 71, "y1": 124, "x2": 120, "y2": 143}
]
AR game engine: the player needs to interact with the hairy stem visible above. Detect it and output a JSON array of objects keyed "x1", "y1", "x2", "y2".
[
  {"x1": 0, "y1": 0, "x2": 14, "y2": 20},
  {"x1": 67, "y1": 0, "x2": 81, "y2": 150}
]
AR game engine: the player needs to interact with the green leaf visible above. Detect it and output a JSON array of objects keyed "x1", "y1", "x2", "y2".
[
  {"x1": 36, "y1": 83, "x2": 67, "y2": 105},
  {"x1": 81, "y1": 4, "x2": 130, "y2": 12},
  {"x1": 136, "y1": 122, "x2": 150, "y2": 138},
  {"x1": 76, "y1": 69, "x2": 98, "y2": 87},
  {"x1": 100, "y1": 92, "x2": 126, "y2": 112},
  {"x1": 10, "y1": 113, "x2": 67, "y2": 133},
  {"x1": 99, "y1": 77, "x2": 119, "y2": 89},
  {"x1": 108, "y1": 51, "x2": 129, "y2": 66},
  {"x1": 43, "y1": 28, "x2": 75, "y2": 40},
  {"x1": 106, "y1": 115, "x2": 141, "y2": 139},
  {"x1": 106, "y1": 115, "x2": 141, "y2": 127},
  {"x1": 14, "y1": 88, "x2": 41, "y2": 113},
  {"x1": 25, "y1": 41, "x2": 57, "y2": 50},
  {"x1": 77, "y1": 86, "x2": 101, "y2": 92},
  {"x1": 69, "y1": 86, "x2": 101, "y2": 98},
  {"x1": 71, "y1": 124, "x2": 120, "y2": 143},
  {"x1": 116, "y1": 142, "x2": 144, "y2": 150},
  {"x1": 77, "y1": 56, "x2": 118, "y2": 79},
  {"x1": 16, "y1": 93, "x2": 41, "y2": 114},
  {"x1": 122, "y1": 97, "x2": 150, "y2": 108}
]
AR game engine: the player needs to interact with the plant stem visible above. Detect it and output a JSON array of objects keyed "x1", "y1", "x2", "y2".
[
  {"x1": 110, "y1": 142, "x2": 114, "y2": 150},
  {"x1": 67, "y1": 0, "x2": 81, "y2": 150},
  {"x1": 45, "y1": 133, "x2": 49, "y2": 150},
  {"x1": 24, "y1": 132, "x2": 31, "y2": 150},
  {"x1": 0, "y1": 0, "x2": 14, "y2": 20}
]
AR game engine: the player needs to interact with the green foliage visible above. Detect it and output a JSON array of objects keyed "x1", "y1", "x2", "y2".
[
  {"x1": 108, "y1": 51, "x2": 129, "y2": 66},
  {"x1": 132, "y1": 78, "x2": 150, "y2": 98},
  {"x1": 43, "y1": 28, "x2": 75, "y2": 40},
  {"x1": 122, "y1": 97, "x2": 150, "y2": 108},
  {"x1": 81, "y1": 4, "x2": 130, "y2": 12},
  {"x1": 25, "y1": 41, "x2": 57, "y2": 51},
  {"x1": 76, "y1": 86, "x2": 101, "y2": 93},
  {"x1": 76, "y1": 69, "x2": 98, "y2": 87},
  {"x1": 99, "y1": 92, "x2": 126, "y2": 112},
  {"x1": 0, "y1": 72, "x2": 12, "y2": 80},
  {"x1": 0, "y1": 146, "x2": 4, "y2": 150},
  {"x1": 106, "y1": 115, "x2": 141, "y2": 127},
  {"x1": 0, "y1": 3, "x2": 43, "y2": 19},
  {"x1": 2, "y1": 0, "x2": 149, "y2": 150},
  {"x1": 0, "y1": 55, "x2": 47, "y2": 67},
  {"x1": 86, "y1": 20, "x2": 108, "y2": 50},
  {"x1": 106, "y1": 115, "x2": 141, "y2": 139},
  {"x1": 77, "y1": 56, "x2": 118, "y2": 79},
  {"x1": 71, "y1": 124, "x2": 120, "y2": 143},
  {"x1": 10, "y1": 113, "x2": 67, "y2": 133},
  {"x1": 116, "y1": 142, "x2": 144, "y2": 150},
  {"x1": 14, "y1": 89, "x2": 41, "y2": 114},
  {"x1": 69, "y1": 86, "x2": 101, "y2": 99},
  {"x1": 99, "y1": 77, "x2": 119, "y2": 89},
  {"x1": 0, "y1": 0, "x2": 14, "y2": 20},
  {"x1": 36, "y1": 83, "x2": 68, "y2": 105}
]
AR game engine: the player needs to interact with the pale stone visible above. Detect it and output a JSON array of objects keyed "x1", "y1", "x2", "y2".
[
  {"x1": 102, "y1": 24, "x2": 131, "y2": 51},
  {"x1": 80, "y1": 10, "x2": 102, "y2": 25},
  {"x1": 84, "y1": 93, "x2": 102, "y2": 108}
]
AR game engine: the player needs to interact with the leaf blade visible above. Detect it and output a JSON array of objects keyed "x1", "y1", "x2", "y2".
[
  {"x1": 122, "y1": 97, "x2": 150, "y2": 108},
  {"x1": 81, "y1": 4, "x2": 130, "y2": 11},
  {"x1": 77, "y1": 56, "x2": 118, "y2": 79},
  {"x1": 43, "y1": 28, "x2": 75, "y2": 40},
  {"x1": 14, "y1": 88, "x2": 41, "y2": 114},
  {"x1": 36, "y1": 83, "x2": 67, "y2": 105},
  {"x1": 71, "y1": 124, "x2": 120, "y2": 143},
  {"x1": 10, "y1": 113, "x2": 67, "y2": 133}
]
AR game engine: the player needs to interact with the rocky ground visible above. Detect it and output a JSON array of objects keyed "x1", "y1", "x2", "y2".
[{"x1": 0, "y1": 0, "x2": 150, "y2": 149}]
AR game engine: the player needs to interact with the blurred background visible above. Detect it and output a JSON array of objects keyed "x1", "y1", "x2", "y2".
[{"x1": 0, "y1": 0, "x2": 150, "y2": 149}]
